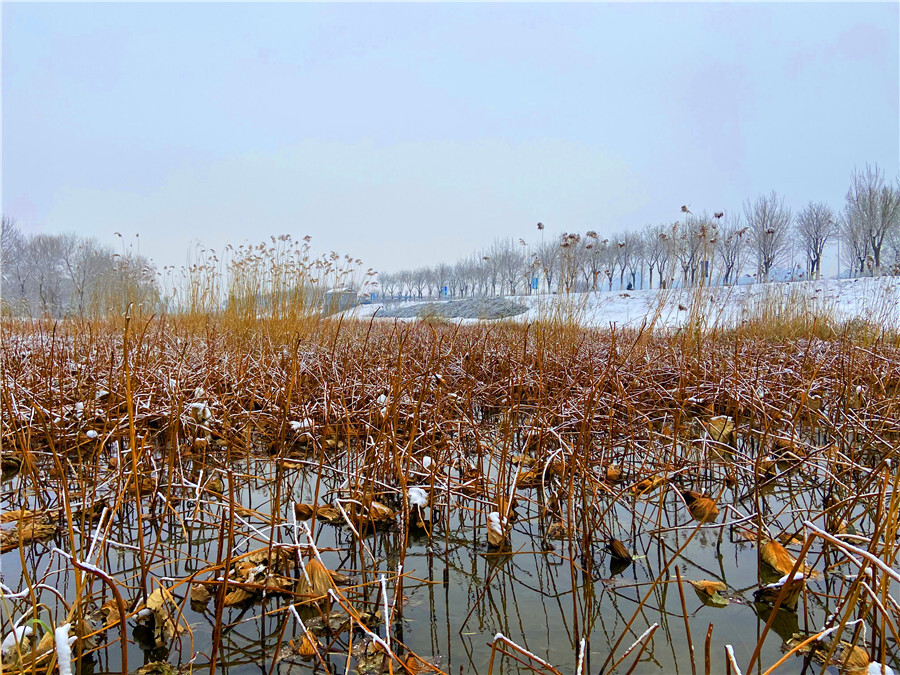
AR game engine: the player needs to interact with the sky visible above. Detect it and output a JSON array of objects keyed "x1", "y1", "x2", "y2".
[{"x1": 3, "y1": 2, "x2": 898, "y2": 276}]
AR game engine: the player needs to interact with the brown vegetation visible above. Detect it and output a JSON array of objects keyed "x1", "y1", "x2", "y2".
[{"x1": 1, "y1": 308, "x2": 899, "y2": 674}]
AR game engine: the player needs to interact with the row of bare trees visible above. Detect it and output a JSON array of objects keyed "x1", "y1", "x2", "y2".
[
  {"x1": 379, "y1": 165, "x2": 900, "y2": 300},
  {"x1": 838, "y1": 165, "x2": 900, "y2": 277},
  {"x1": 1, "y1": 217, "x2": 158, "y2": 318},
  {"x1": 2, "y1": 165, "x2": 897, "y2": 311}
]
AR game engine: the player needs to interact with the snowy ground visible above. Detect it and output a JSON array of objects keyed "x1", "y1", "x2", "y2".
[{"x1": 342, "y1": 277, "x2": 900, "y2": 329}]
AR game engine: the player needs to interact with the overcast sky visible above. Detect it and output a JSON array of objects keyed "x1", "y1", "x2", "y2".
[{"x1": 3, "y1": 2, "x2": 898, "y2": 275}]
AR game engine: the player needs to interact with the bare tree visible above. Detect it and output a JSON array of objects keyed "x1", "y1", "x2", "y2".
[
  {"x1": 623, "y1": 232, "x2": 643, "y2": 290},
  {"x1": 91, "y1": 251, "x2": 158, "y2": 316},
  {"x1": 579, "y1": 234, "x2": 596, "y2": 291},
  {"x1": 410, "y1": 268, "x2": 428, "y2": 299},
  {"x1": 671, "y1": 216, "x2": 714, "y2": 287},
  {"x1": 378, "y1": 272, "x2": 396, "y2": 300},
  {"x1": 1, "y1": 220, "x2": 161, "y2": 317},
  {"x1": 534, "y1": 239, "x2": 560, "y2": 293},
  {"x1": 839, "y1": 203, "x2": 871, "y2": 277},
  {"x1": 558, "y1": 233, "x2": 582, "y2": 293},
  {"x1": 396, "y1": 270, "x2": 413, "y2": 299},
  {"x1": 1, "y1": 215, "x2": 22, "y2": 265},
  {"x1": 611, "y1": 235, "x2": 627, "y2": 289},
  {"x1": 470, "y1": 255, "x2": 490, "y2": 296},
  {"x1": 375, "y1": 169, "x2": 895, "y2": 299},
  {"x1": 489, "y1": 238, "x2": 525, "y2": 295},
  {"x1": 453, "y1": 260, "x2": 471, "y2": 297},
  {"x1": 696, "y1": 215, "x2": 719, "y2": 286},
  {"x1": 744, "y1": 191, "x2": 791, "y2": 282},
  {"x1": 514, "y1": 239, "x2": 537, "y2": 294},
  {"x1": 580, "y1": 232, "x2": 606, "y2": 291},
  {"x1": 28, "y1": 234, "x2": 68, "y2": 316},
  {"x1": 715, "y1": 215, "x2": 749, "y2": 286},
  {"x1": 844, "y1": 164, "x2": 900, "y2": 274},
  {"x1": 436, "y1": 263, "x2": 453, "y2": 297},
  {"x1": 1, "y1": 216, "x2": 30, "y2": 313},
  {"x1": 794, "y1": 202, "x2": 836, "y2": 280},
  {"x1": 642, "y1": 225, "x2": 672, "y2": 289},
  {"x1": 600, "y1": 240, "x2": 618, "y2": 291},
  {"x1": 887, "y1": 226, "x2": 900, "y2": 274},
  {"x1": 60, "y1": 235, "x2": 118, "y2": 317}
]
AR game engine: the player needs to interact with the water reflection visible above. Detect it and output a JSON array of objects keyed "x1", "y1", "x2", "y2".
[{"x1": 0, "y1": 449, "x2": 894, "y2": 675}]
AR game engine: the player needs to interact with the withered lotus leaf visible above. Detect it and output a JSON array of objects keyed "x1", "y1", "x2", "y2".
[{"x1": 299, "y1": 559, "x2": 335, "y2": 599}]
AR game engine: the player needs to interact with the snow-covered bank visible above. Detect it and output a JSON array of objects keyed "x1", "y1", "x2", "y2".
[{"x1": 342, "y1": 277, "x2": 900, "y2": 330}]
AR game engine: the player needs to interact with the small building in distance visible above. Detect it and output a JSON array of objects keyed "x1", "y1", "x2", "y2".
[{"x1": 322, "y1": 287, "x2": 359, "y2": 316}]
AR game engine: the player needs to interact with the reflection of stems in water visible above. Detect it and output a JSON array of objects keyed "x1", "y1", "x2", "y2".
[
  {"x1": 123, "y1": 304, "x2": 149, "y2": 607},
  {"x1": 487, "y1": 633, "x2": 564, "y2": 675},
  {"x1": 743, "y1": 532, "x2": 816, "y2": 675},
  {"x1": 54, "y1": 547, "x2": 128, "y2": 674},
  {"x1": 207, "y1": 469, "x2": 235, "y2": 675},
  {"x1": 673, "y1": 566, "x2": 696, "y2": 675},
  {"x1": 609, "y1": 622, "x2": 659, "y2": 675},
  {"x1": 598, "y1": 509, "x2": 712, "y2": 674}
]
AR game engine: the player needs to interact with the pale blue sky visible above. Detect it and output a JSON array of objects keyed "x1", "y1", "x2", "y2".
[{"x1": 3, "y1": 2, "x2": 898, "y2": 274}]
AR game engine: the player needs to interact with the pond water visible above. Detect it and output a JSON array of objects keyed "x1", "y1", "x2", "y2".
[{"x1": 3, "y1": 441, "x2": 877, "y2": 675}]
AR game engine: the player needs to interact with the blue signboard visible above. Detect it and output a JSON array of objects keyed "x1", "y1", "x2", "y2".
[{"x1": 531, "y1": 277, "x2": 539, "y2": 290}]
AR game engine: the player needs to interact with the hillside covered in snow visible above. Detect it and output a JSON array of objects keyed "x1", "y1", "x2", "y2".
[{"x1": 343, "y1": 277, "x2": 900, "y2": 330}]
